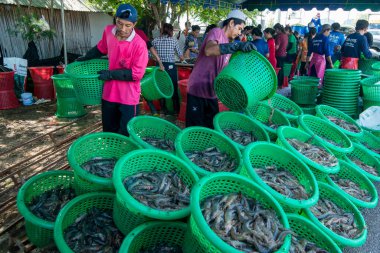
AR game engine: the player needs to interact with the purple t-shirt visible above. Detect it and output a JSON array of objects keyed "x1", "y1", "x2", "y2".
[{"x1": 187, "y1": 28, "x2": 230, "y2": 99}]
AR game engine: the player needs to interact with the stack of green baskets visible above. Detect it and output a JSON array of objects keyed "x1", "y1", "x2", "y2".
[
  {"x1": 213, "y1": 111, "x2": 269, "y2": 150},
  {"x1": 242, "y1": 142, "x2": 319, "y2": 213},
  {"x1": 262, "y1": 93, "x2": 303, "y2": 125},
  {"x1": 65, "y1": 59, "x2": 109, "y2": 105},
  {"x1": 289, "y1": 76, "x2": 320, "y2": 114},
  {"x1": 214, "y1": 51, "x2": 277, "y2": 111},
  {"x1": 360, "y1": 76, "x2": 380, "y2": 110},
  {"x1": 184, "y1": 173, "x2": 291, "y2": 253},
  {"x1": 67, "y1": 132, "x2": 140, "y2": 195},
  {"x1": 17, "y1": 171, "x2": 75, "y2": 247},
  {"x1": 359, "y1": 58, "x2": 380, "y2": 76},
  {"x1": 141, "y1": 67, "x2": 174, "y2": 100},
  {"x1": 113, "y1": 149, "x2": 198, "y2": 235},
  {"x1": 51, "y1": 74, "x2": 86, "y2": 118},
  {"x1": 322, "y1": 69, "x2": 362, "y2": 118}
]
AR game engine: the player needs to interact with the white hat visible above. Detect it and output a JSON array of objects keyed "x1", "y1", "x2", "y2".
[{"x1": 227, "y1": 10, "x2": 247, "y2": 21}]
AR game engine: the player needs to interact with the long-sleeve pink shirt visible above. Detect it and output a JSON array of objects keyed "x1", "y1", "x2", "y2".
[{"x1": 97, "y1": 25, "x2": 148, "y2": 105}]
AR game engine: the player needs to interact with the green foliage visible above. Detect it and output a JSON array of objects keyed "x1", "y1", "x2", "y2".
[
  {"x1": 8, "y1": 13, "x2": 55, "y2": 41},
  {"x1": 192, "y1": 8, "x2": 230, "y2": 25}
]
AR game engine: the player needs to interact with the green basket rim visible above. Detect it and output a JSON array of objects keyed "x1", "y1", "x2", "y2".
[
  {"x1": 352, "y1": 130, "x2": 380, "y2": 159},
  {"x1": 17, "y1": 170, "x2": 74, "y2": 230},
  {"x1": 213, "y1": 111, "x2": 270, "y2": 150},
  {"x1": 289, "y1": 80, "x2": 319, "y2": 87},
  {"x1": 64, "y1": 59, "x2": 108, "y2": 79},
  {"x1": 51, "y1": 74, "x2": 70, "y2": 80},
  {"x1": 298, "y1": 114, "x2": 354, "y2": 154},
  {"x1": 303, "y1": 182, "x2": 367, "y2": 247},
  {"x1": 286, "y1": 213, "x2": 343, "y2": 253},
  {"x1": 54, "y1": 192, "x2": 115, "y2": 253},
  {"x1": 113, "y1": 149, "x2": 199, "y2": 220},
  {"x1": 119, "y1": 221, "x2": 187, "y2": 252},
  {"x1": 265, "y1": 93, "x2": 304, "y2": 120},
  {"x1": 276, "y1": 126, "x2": 340, "y2": 174},
  {"x1": 325, "y1": 69, "x2": 362, "y2": 75},
  {"x1": 127, "y1": 115, "x2": 182, "y2": 150},
  {"x1": 175, "y1": 126, "x2": 243, "y2": 177},
  {"x1": 142, "y1": 67, "x2": 174, "y2": 99},
  {"x1": 371, "y1": 62, "x2": 380, "y2": 71},
  {"x1": 243, "y1": 142, "x2": 319, "y2": 209},
  {"x1": 326, "y1": 159, "x2": 378, "y2": 208},
  {"x1": 315, "y1": 105, "x2": 363, "y2": 138},
  {"x1": 191, "y1": 172, "x2": 291, "y2": 253},
  {"x1": 360, "y1": 76, "x2": 380, "y2": 86},
  {"x1": 67, "y1": 132, "x2": 141, "y2": 187}
]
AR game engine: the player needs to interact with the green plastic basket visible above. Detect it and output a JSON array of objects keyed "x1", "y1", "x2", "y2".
[
  {"x1": 175, "y1": 126, "x2": 243, "y2": 177},
  {"x1": 214, "y1": 51, "x2": 277, "y2": 111},
  {"x1": 262, "y1": 93, "x2": 303, "y2": 122},
  {"x1": 292, "y1": 76, "x2": 320, "y2": 83},
  {"x1": 141, "y1": 67, "x2": 174, "y2": 100},
  {"x1": 372, "y1": 62, "x2": 380, "y2": 71},
  {"x1": 351, "y1": 130, "x2": 380, "y2": 160},
  {"x1": 290, "y1": 79, "x2": 319, "y2": 105},
  {"x1": 325, "y1": 69, "x2": 362, "y2": 77},
  {"x1": 316, "y1": 105, "x2": 363, "y2": 138},
  {"x1": 64, "y1": 59, "x2": 109, "y2": 105},
  {"x1": 359, "y1": 58, "x2": 380, "y2": 76},
  {"x1": 17, "y1": 170, "x2": 74, "y2": 247},
  {"x1": 51, "y1": 74, "x2": 76, "y2": 98},
  {"x1": 362, "y1": 126, "x2": 380, "y2": 138},
  {"x1": 303, "y1": 182, "x2": 367, "y2": 248},
  {"x1": 127, "y1": 115, "x2": 181, "y2": 152},
  {"x1": 241, "y1": 142, "x2": 319, "y2": 213},
  {"x1": 245, "y1": 103, "x2": 291, "y2": 141},
  {"x1": 363, "y1": 99, "x2": 380, "y2": 110},
  {"x1": 119, "y1": 221, "x2": 187, "y2": 253},
  {"x1": 298, "y1": 114, "x2": 353, "y2": 155},
  {"x1": 326, "y1": 159, "x2": 378, "y2": 209},
  {"x1": 184, "y1": 172, "x2": 291, "y2": 253},
  {"x1": 112, "y1": 149, "x2": 198, "y2": 235},
  {"x1": 276, "y1": 126, "x2": 340, "y2": 181},
  {"x1": 67, "y1": 132, "x2": 140, "y2": 195},
  {"x1": 213, "y1": 111, "x2": 269, "y2": 150},
  {"x1": 286, "y1": 214, "x2": 342, "y2": 253},
  {"x1": 344, "y1": 142, "x2": 380, "y2": 182},
  {"x1": 56, "y1": 97, "x2": 86, "y2": 118},
  {"x1": 283, "y1": 63, "x2": 293, "y2": 77},
  {"x1": 54, "y1": 192, "x2": 116, "y2": 253},
  {"x1": 301, "y1": 105, "x2": 316, "y2": 115}
]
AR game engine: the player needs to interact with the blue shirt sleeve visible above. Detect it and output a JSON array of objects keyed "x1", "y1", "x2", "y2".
[
  {"x1": 361, "y1": 36, "x2": 372, "y2": 59},
  {"x1": 338, "y1": 33, "x2": 345, "y2": 46}
]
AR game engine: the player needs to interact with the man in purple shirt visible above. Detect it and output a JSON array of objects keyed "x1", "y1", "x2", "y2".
[{"x1": 186, "y1": 10, "x2": 256, "y2": 128}]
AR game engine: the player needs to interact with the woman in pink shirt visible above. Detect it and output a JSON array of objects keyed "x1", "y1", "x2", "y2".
[{"x1": 77, "y1": 4, "x2": 148, "y2": 136}]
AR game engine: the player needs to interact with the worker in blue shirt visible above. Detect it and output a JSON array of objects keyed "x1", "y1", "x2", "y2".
[
  {"x1": 251, "y1": 27, "x2": 269, "y2": 57},
  {"x1": 328, "y1": 23, "x2": 345, "y2": 67},
  {"x1": 310, "y1": 13, "x2": 322, "y2": 33},
  {"x1": 306, "y1": 24, "x2": 333, "y2": 86},
  {"x1": 341, "y1": 20, "x2": 372, "y2": 69}
]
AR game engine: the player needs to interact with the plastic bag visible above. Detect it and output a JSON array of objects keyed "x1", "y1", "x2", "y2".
[{"x1": 357, "y1": 106, "x2": 380, "y2": 130}]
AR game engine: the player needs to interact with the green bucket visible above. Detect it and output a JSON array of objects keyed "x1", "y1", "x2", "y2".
[
  {"x1": 300, "y1": 105, "x2": 316, "y2": 115},
  {"x1": 214, "y1": 51, "x2": 277, "y2": 111},
  {"x1": 262, "y1": 93, "x2": 303, "y2": 123},
  {"x1": 360, "y1": 76, "x2": 380, "y2": 101},
  {"x1": 141, "y1": 67, "x2": 174, "y2": 100},
  {"x1": 51, "y1": 74, "x2": 76, "y2": 98},
  {"x1": 359, "y1": 58, "x2": 380, "y2": 76},
  {"x1": 56, "y1": 97, "x2": 86, "y2": 118},
  {"x1": 290, "y1": 79, "x2": 319, "y2": 105}
]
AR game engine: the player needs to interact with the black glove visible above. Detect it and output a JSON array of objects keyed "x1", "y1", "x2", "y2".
[
  {"x1": 219, "y1": 42, "x2": 257, "y2": 55},
  {"x1": 98, "y1": 69, "x2": 133, "y2": 81},
  {"x1": 76, "y1": 46, "x2": 104, "y2": 61}
]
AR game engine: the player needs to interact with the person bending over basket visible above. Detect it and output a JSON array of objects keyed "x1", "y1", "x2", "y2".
[
  {"x1": 77, "y1": 4, "x2": 148, "y2": 136},
  {"x1": 185, "y1": 10, "x2": 256, "y2": 128}
]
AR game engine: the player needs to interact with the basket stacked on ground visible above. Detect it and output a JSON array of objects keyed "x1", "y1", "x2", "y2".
[
  {"x1": 262, "y1": 93, "x2": 303, "y2": 125},
  {"x1": 214, "y1": 51, "x2": 277, "y2": 111},
  {"x1": 322, "y1": 69, "x2": 362, "y2": 118},
  {"x1": 359, "y1": 58, "x2": 380, "y2": 76},
  {"x1": 64, "y1": 59, "x2": 109, "y2": 105},
  {"x1": 326, "y1": 159, "x2": 378, "y2": 209},
  {"x1": 141, "y1": 67, "x2": 174, "y2": 100},
  {"x1": 67, "y1": 132, "x2": 140, "y2": 195},
  {"x1": 286, "y1": 213, "x2": 342, "y2": 253},
  {"x1": 213, "y1": 111, "x2": 269, "y2": 150},
  {"x1": 350, "y1": 130, "x2": 380, "y2": 160},
  {"x1": 17, "y1": 170, "x2": 74, "y2": 247},
  {"x1": 127, "y1": 115, "x2": 181, "y2": 152},
  {"x1": 360, "y1": 76, "x2": 380, "y2": 110},
  {"x1": 54, "y1": 192, "x2": 117, "y2": 252},
  {"x1": 119, "y1": 221, "x2": 187, "y2": 252},
  {"x1": 289, "y1": 77, "x2": 319, "y2": 113},
  {"x1": 241, "y1": 142, "x2": 319, "y2": 213},
  {"x1": 303, "y1": 182, "x2": 367, "y2": 248},
  {"x1": 51, "y1": 74, "x2": 86, "y2": 118},
  {"x1": 276, "y1": 126, "x2": 340, "y2": 181},
  {"x1": 29, "y1": 66, "x2": 56, "y2": 100},
  {"x1": 175, "y1": 126, "x2": 243, "y2": 177},
  {"x1": 184, "y1": 172, "x2": 291, "y2": 253},
  {"x1": 245, "y1": 103, "x2": 291, "y2": 141},
  {"x1": 112, "y1": 149, "x2": 198, "y2": 235},
  {"x1": 0, "y1": 71, "x2": 19, "y2": 109}
]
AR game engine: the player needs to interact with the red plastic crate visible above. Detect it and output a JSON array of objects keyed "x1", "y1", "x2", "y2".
[
  {"x1": 29, "y1": 66, "x2": 54, "y2": 83},
  {"x1": 0, "y1": 71, "x2": 15, "y2": 91},
  {"x1": 178, "y1": 67, "x2": 192, "y2": 80},
  {"x1": 0, "y1": 90, "x2": 19, "y2": 110},
  {"x1": 34, "y1": 82, "x2": 55, "y2": 100}
]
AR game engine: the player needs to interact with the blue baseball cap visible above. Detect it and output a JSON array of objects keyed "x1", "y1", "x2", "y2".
[{"x1": 116, "y1": 4, "x2": 138, "y2": 23}]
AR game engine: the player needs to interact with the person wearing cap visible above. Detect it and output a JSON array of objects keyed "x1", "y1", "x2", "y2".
[
  {"x1": 305, "y1": 24, "x2": 332, "y2": 86},
  {"x1": 311, "y1": 13, "x2": 322, "y2": 33},
  {"x1": 273, "y1": 23, "x2": 288, "y2": 88},
  {"x1": 77, "y1": 4, "x2": 148, "y2": 136},
  {"x1": 328, "y1": 23, "x2": 345, "y2": 67},
  {"x1": 340, "y1": 20, "x2": 372, "y2": 70},
  {"x1": 185, "y1": 9, "x2": 256, "y2": 128}
]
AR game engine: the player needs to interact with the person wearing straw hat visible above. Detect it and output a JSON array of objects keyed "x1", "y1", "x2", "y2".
[
  {"x1": 185, "y1": 9, "x2": 256, "y2": 128},
  {"x1": 77, "y1": 4, "x2": 148, "y2": 136}
]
